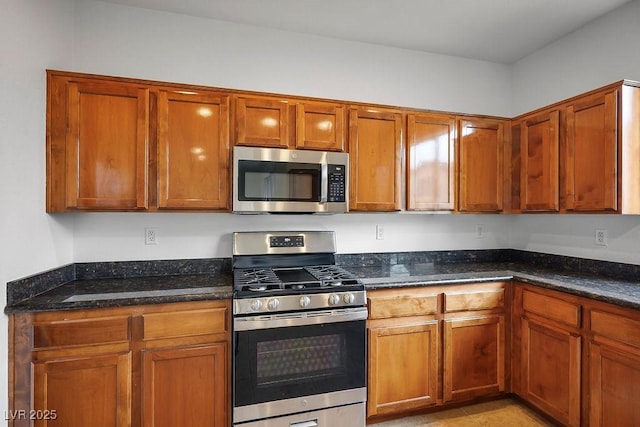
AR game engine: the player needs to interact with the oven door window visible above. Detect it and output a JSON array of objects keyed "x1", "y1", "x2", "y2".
[
  {"x1": 234, "y1": 320, "x2": 365, "y2": 407},
  {"x1": 237, "y1": 160, "x2": 321, "y2": 202}
]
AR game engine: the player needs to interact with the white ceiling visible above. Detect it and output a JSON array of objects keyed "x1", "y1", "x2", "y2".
[{"x1": 95, "y1": 0, "x2": 632, "y2": 63}]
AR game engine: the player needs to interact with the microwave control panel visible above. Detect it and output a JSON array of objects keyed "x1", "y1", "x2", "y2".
[{"x1": 328, "y1": 165, "x2": 346, "y2": 202}]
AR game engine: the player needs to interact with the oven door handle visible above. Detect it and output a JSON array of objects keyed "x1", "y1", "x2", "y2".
[
  {"x1": 291, "y1": 420, "x2": 318, "y2": 427},
  {"x1": 234, "y1": 307, "x2": 368, "y2": 331}
]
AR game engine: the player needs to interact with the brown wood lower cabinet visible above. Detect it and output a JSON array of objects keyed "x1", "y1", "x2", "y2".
[
  {"x1": 588, "y1": 306, "x2": 640, "y2": 426},
  {"x1": 520, "y1": 316, "x2": 581, "y2": 426},
  {"x1": 33, "y1": 352, "x2": 132, "y2": 427},
  {"x1": 368, "y1": 320, "x2": 439, "y2": 416},
  {"x1": 513, "y1": 285, "x2": 582, "y2": 426},
  {"x1": 142, "y1": 344, "x2": 227, "y2": 427},
  {"x1": 366, "y1": 283, "x2": 507, "y2": 421},
  {"x1": 9, "y1": 300, "x2": 230, "y2": 427},
  {"x1": 443, "y1": 315, "x2": 505, "y2": 402}
]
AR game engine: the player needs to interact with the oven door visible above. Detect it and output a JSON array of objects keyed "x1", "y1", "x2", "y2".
[{"x1": 233, "y1": 308, "x2": 367, "y2": 423}]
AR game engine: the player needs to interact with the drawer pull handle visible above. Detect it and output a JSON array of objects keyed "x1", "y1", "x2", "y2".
[{"x1": 291, "y1": 420, "x2": 318, "y2": 427}]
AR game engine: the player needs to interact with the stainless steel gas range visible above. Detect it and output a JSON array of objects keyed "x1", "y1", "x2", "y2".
[{"x1": 232, "y1": 231, "x2": 367, "y2": 427}]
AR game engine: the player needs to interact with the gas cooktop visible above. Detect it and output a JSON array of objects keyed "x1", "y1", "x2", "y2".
[{"x1": 233, "y1": 265, "x2": 362, "y2": 296}]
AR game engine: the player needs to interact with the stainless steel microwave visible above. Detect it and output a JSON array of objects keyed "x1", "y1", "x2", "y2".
[{"x1": 233, "y1": 146, "x2": 349, "y2": 213}]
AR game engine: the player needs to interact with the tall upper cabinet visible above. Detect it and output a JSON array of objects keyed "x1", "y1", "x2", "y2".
[
  {"x1": 49, "y1": 76, "x2": 151, "y2": 211},
  {"x1": 563, "y1": 88, "x2": 619, "y2": 213},
  {"x1": 157, "y1": 90, "x2": 230, "y2": 210},
  {"x1": 458, "y1": 118, "x2": 506, "y2": 212},
  {"x1": 514, "y1": 109, "x2": 560, "y2": 213},
  {"x1": 406, "y1": 113, "x2": 456, "y2": 211},
  {"x1": 348, "y1": 108, "x2": 403, "y2": 211}
]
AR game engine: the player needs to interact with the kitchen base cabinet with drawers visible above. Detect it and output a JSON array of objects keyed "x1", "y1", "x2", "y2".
[
  {"x1": 366, "y1": 282, "x2": 508, "y2": 422},
  {"x1": 512, "y1": 285, "x2": 582, "y2": 426},
  {"x1": 512, "y1": 282, "x2": 640, "y2": 427},
  {"x1": 8, "y1": 300, "x2": 230, "y2": 427},
  {"x1": 367, "y1": 287, "x2": 440, "y2": 417},
  {"x1": 586, "y1": 301, "x2": 640, "y2": 426}
]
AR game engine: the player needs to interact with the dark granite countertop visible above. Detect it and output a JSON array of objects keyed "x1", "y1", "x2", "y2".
[
  {"x1": 5, "y1": 274, "x2": 232, "y2": 313},
  {"x1": 5, "y1": 258, "x2": 233, "y2": 314},
  {"x1": 5, "y1": 251, "x2": 640, "y2": 314},
  {"x1": 351, "y1": 261, "x2": 640, "y2": 311}
]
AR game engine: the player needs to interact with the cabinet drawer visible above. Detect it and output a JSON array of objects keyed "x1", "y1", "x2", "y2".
[
  {"x1": 522, "y1": 290, "x2": 580, "y2": 327},
  {"x1": 33, "y1": 316, "x2": 130, "y2": 349},
  {"x1": 444, "y1": 289, "x2": 504, "y2": 312},
  {"x1": 368, "y1": 294, "x2": 438, "y2": 319},
  {"x1": 591, "y1": 310, "x2": 640, "y2": 348},
  {"x1": 142, "y1": 307, "x2": 228, "y2": 340}
]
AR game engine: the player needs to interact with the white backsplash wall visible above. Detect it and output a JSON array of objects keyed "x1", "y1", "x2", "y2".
[
  {"x1": 73, "y1": 213, "x2": 511, "y2": 262},
  {"x1": 510, "y1": 215, "x2": 640, "y2": 265}
]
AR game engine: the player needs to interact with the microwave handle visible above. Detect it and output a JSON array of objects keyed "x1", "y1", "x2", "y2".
[{"x1": 320, "y1": 164, "x2": 328, "y2": 204}]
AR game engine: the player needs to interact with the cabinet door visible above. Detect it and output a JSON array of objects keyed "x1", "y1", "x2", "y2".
[
  {"x1": 349, "y1": 109, "x2": 402, "y2": 211},
  {"x1": 33, "y1": 352, "x2": 132, "y2": 427},
  {"x1": 235, "y1": 97, "x2": 289, "y2": 148},
  {"x1": 296, "y1": 102, "x2": 345, "y2": 151},
  {"x1": 157, "y1": 90, "x2": 230, "y2": 209},
  {"x1": 368, "y1": 321, "x2": 438, "y2": 416},
  {"x1": 458, "y1": 118, "x2": 504, "y2": 212},
  {"x1": 589, "y1": 341, "x2": 640, "y2": 426},
  {"x1": 520, "y1": 110, "x2": 560, "y2": 212},
  {"x1": 520, "y1": 317, "x2": 581, "y2": 426},
  {"x1": 407, "y1": 113, "x2": 456, "y2": 211},
  {"x1": 65, "y1": 80, "x2": 149, "y2": 210},
  {"x1": 444, "y1": 315, "x2": 505, "y2": 402},
  {"x1": 142, "y1": 343, "x2": 228, "y2": 427},
  {"x1": 565, "y1": 90, "x2": 618, "y2": 212}
]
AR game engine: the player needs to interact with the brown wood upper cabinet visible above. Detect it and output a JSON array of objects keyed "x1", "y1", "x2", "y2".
[
  {"x1": 48, "y1": 75, "x2": 150, "y2": 211},
  {"x1": 47, "y1": 71, "x2": 232, "y2": 212},
  {"x1": 234, "y1": 96, "x2": 290, "y2": 148},
  {"x1": 458, "y1": 117, "x2": 506, "y2": 212},
  {"x1": 296, "y1": 101, "x2": 345, "y2": 151},
  {"x1": 406, "y1": 113, "x2": 456, "y2": 211},
  {"x1": 511, "y1": 81, "x2": 640, "y2": 214},
  {"x1": 349, "y1": 108, "x2": 403, "y2": 211},
  {"x1": 564, "y1": 89, "x2": 619, "y2": 213},
  {"x1": 518, "y1": 109, "x2": 560, "y2": 212},
  {"x1": 157, "y1": 90, "x2": 230, "y2": 210}
]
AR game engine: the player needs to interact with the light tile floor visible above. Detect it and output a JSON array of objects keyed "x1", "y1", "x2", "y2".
[{"x1": 369, "y1": 398, "x2": 554, "y2": 427}]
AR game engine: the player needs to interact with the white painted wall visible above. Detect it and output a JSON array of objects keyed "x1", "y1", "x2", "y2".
[
  {"x1": 511, "y1": 0, "x2": 640, "y2": 115},
  {"x1": 510, "y1": 0, "x2": 640, "y2": 264},
  {"x1": 73, "y1": 1, "x2": 512, "y2": 117},
  {"x1": 1, "y1": 0, "x2": 76, "y2": 420}
]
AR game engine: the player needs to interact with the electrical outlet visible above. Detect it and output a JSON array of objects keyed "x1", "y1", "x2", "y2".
[
  {"x1": 145, "y1": 228, "x2": 158, "y2": 245},
  {"x1": 376, "y1": 225, "x2": 384, "y2": 240},
  {"x1": 595, "y1": 229, "x2": 608, "y2": 246},
  {"x1": 475, "y1": 224, "x2": 484, "y2": 239}
]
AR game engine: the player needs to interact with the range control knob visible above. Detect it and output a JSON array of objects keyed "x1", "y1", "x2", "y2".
[
  {"x1": 267, "y1": 298, "x2": 280, "y2": 311},
  {"x1": 250, "y1": 299, "x2": 263, "y2": 311},
  {"x1": 343, "y1": 293, "x2": 355, "y2": 304},
  {"x1": 299, "y1": 295, "x2": 311, "y2": 308},
  {"x1": 328, "y1": 294, "x2": 341, "y2": 306}
]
